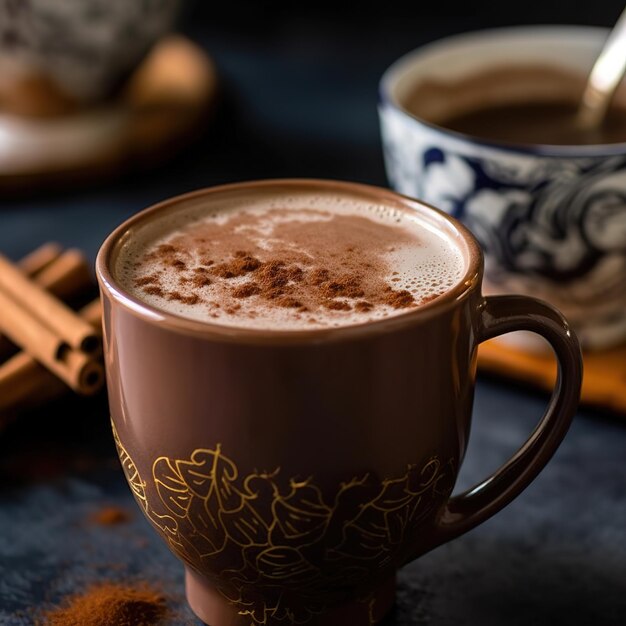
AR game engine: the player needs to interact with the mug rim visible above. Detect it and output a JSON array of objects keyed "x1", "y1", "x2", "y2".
[
  {"x1": 96, "y1": 179, "x2": 483, "y2": 345},
  {"x1": 379, "y1": 24, "x2": 626, "y2": 157}
]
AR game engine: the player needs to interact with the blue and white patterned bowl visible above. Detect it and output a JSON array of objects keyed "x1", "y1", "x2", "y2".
[
  {"x1": 379, "y1": 27, "x2": 626, "y2": 350},
  {"x1": 0, "y1": 0, "x2": 182, "y2": 105}
]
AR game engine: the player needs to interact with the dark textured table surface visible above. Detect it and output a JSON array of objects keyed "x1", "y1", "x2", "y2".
[{"x1": 1, "y1": 11, "x2": 626, "y2": 626}]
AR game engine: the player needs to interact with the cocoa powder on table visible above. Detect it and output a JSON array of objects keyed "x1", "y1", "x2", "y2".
[
  {"x1": 39, "y1": 583, "x2": 167, "y2": 626},
  {"x1": 89, "y1": 506, "x2": 131, "y2": 526}
]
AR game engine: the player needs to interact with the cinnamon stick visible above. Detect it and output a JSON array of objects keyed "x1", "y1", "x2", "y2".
[
  {"x1": 0, "y1": 252, "x2": 99, "y2": 354},
  {"x1": 19, "y1": 242, "x2": 63, "y2": 276},
  {"x1": 0, "y1": 299, "x2": 103, "y2": 416},
  {"x1": 35, "y1": 249, "x2": 93, "y2": 301},
  {"x1": 0, "y1": 352, "x2": 67, "y2": 416},
  {"x1": 0, "y1": 248, "x2": 93, "y2": 360},
  {"x1": 0, "y1": 289, "x2": 100, "y2": 394},
  {"x1": 0, "y1": 243, "x2": 63, "y2": 358},
  {"x1": 80, "y1": 300, "x2": 103, "y2": 328}
]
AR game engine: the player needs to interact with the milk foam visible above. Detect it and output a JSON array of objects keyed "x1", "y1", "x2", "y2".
[{"x1": 117, "y1": 191, "x2": 466, "y2": 330}]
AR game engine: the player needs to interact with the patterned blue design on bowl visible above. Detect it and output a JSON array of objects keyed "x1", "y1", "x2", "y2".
[{"x1": 379, "y1": 27, "x2": 626, "y2": 349}]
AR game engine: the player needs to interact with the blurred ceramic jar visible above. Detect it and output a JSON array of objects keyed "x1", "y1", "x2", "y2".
[{"x1": 0, "y1": 0, "x2": 182, "y2": 115}]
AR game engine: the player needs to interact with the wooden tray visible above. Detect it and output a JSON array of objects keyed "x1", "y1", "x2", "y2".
[
  {"x1": 479, "y1": 337, "x2": 626, "y2": 415},
  {"x1": 0, "y1": 36, "x2": 218, "y2": 191}
]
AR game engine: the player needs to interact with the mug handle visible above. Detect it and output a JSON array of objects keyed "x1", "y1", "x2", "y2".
[{"x1": 432, "y1": 294, "x2": 582, "y2": 547}]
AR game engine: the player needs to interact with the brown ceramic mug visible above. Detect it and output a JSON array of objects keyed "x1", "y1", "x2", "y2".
[{"x1": 96, "y1": 179, "x2": 582, "y2": 626}]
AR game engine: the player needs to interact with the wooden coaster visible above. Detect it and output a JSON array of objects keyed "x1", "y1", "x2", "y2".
[
  {"x1": 479, "y1": 337, "x2": 626, "y2": 415},
  {"x1": 0, "y1": 35, "x2": 218, "y2": 191}
]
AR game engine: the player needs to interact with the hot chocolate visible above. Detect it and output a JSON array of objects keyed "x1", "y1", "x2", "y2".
[
  {"x1": 440, "y1": 100, "x2": 626, "y2": 145},
  {"x1": 118, "y1": 190, "x2": 465, "y2": 330},
  {"x1": 403, "y1": 65, "x2": 626, "y2": 146}
]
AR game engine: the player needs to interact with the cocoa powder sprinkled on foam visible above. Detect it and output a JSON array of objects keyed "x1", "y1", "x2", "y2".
[
  {"x1": 325, "y1": 300, "x2": 352, "y2": 311},
  {"x1": 142, "y1": 285, "x2": 164, "y2": 297},
  {"x1": 127, "y1": 207, "x2": 459, "y2": 328},
  {"x1": 213, "y1": 252, "x2": 261, "y2": 278},
  {"x1": 166, "y1": 291, "x2": 200, "y2": 306},
  {"x1": 156, "y1": 244, "x2": 176, "y2": 255},
  {"x1": 232, "y1": 282, "x2": 261, "y2": 298},
  {"x1": 384, "y1": 289, "x2": 416, "y2": 309},
  {"x1": 135, "y1": 274, "x2": 160, "y2": 287},
  {"x1": 355, "y1": 301, "x2": 373, "y2": 312}
]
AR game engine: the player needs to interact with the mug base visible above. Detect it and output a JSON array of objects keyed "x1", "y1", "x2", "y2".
[{"x1": 185, "y1": 568, "x2": 396, "y2": 626}]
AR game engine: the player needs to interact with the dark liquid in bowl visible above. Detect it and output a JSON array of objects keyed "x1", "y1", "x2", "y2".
[{"x1": 440, "y1": 101, "x2": 626, "y2": 145}]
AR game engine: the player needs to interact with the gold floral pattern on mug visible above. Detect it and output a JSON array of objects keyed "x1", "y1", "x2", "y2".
[{"x1": 111, "y1": 421, "x2": 455, "y2": 624}]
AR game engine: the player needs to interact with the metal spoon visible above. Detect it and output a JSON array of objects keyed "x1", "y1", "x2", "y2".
[{"x1": 578, "y1": 6, "x2": 626, "y2": 131}]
